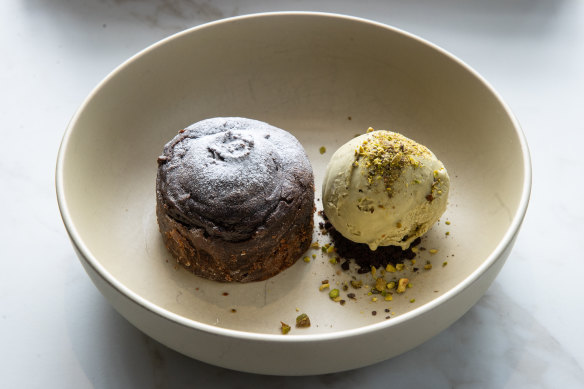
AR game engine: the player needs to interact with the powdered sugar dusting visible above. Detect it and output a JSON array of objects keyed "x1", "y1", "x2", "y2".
[{"x1": 157, "y1": 117, "x2": 313, "y2": 241}]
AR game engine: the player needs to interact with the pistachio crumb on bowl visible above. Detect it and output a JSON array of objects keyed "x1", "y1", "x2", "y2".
[
  {"x1": 280, "y1": 322, "x2": 291, "y2": 335},
  {"x1": 296, "y1": 313, "x2": 311, "y2": 328}
]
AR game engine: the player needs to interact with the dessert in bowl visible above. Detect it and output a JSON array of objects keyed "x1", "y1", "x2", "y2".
[
  {"x1": 322, "y1": 129, "x2": 450, "y2": 251},
  {"x1": 56, "y1": 12, "x2": 530, "y2": 375},
  {"x1": 155, "y1": 117, "x2": 315, "y2": 282}
]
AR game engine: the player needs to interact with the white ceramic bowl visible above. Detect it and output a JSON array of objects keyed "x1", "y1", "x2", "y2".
[{"x1": 56, "y1": 12, "x2": 531, "y2": 375}]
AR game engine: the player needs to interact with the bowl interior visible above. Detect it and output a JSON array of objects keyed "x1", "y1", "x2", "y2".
[{"x1": 60, "y1": 14, "x2": 527, "y2": 335}]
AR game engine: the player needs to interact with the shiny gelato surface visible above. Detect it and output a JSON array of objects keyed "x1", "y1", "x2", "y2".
[{"x1": 322, "y1": 130, "x2": 449, "y2": 250}]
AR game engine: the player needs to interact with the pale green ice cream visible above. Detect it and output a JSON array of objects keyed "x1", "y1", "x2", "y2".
[{"x1": 322, "y1": 130, "x2": 449, "y2": 250}]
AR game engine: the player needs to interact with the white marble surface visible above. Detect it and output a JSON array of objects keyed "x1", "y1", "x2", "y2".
[{"x1": 1, "y1": 0, "x2": 583, "y2": 387}]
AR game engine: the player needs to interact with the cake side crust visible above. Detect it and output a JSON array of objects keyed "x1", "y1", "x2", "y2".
[{"x1": 156, "y1": 190, "x2": 314, "y2": 282}]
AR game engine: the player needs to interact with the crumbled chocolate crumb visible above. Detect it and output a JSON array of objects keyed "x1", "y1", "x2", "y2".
[
  {"x1": 372, "y1": 311, "x2": 377, "y2": 316},
  {"x1": 347, "y1": 293, "x2": 356, "y2": 299},
  {"x1": 222, "y1": 292, "x2": 229, "y2": 296},
  {"x1": 321, "y1": 213, "x2": 420, "y2": 272},
  {"x1": 384, "y1": 308, "x2": 390, "y2": 313}
]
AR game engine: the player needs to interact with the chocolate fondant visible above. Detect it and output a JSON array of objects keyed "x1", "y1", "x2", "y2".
[{"x1": 156, "y1": 117, "x2": 314, "y2": 282}]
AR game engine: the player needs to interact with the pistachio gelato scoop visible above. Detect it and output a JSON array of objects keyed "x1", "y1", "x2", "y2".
[{"x1": 322, "y1": 129, "x2": 449, "y2": 250}]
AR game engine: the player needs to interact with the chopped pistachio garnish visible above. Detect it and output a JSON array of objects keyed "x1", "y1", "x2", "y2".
[
  {"x1": 371, "y1": 266, "x2": 377, "y2": 276},
  {"x1": 333, "y1": 296, "x2": 342, "y2": 302},
  {"x1": 310, "y1": 242, "x2": 320, "y2": 249},
  {"x1": 303, "y1": 256, "x2": 310, "y2": 263},
  {"x1": 411, "y1": 247, "x2": 418, "y2": 253},
  {"x1": 407, "y1": 282, "x2": 413, "y2": 288},
  {"x1": 296, "y1": 313, "x2": 311, "y2": 328},
  {"x1": 319, "y1": 283, "x2": 330, "y2": 291},
  {"x1": 424, "y1": 264, "x2": 433, "y2": 270},
  {"x1": 445, "y1": 232, "x2": 450, "y2": 236},
  {"x1": 350, "y1": 280, "x2": 363, "y2": 289},
  {"x1": 319, "y1": 146, "x2": 326, "y2": 154},
  {"x1": 445, "y1": 221, "x2": 451, "y2": 225},
  {"x1": 395, "y1": 263, "x2": 404, "y2": 271},
  {"x1": 410, "y1": 298, "x2": 416, "y2": 303},
  {"x1": 355, "y1": 129, "x2": 433, "y2": 195},
  {"x1": 312, "y1": 254, "x2": 317, "y2": 259},
  {"x1": 371, "y1": 297, "x2": 378, "y2": 302},
  {"x1": 329, "y1": 289, "x2": 340, "y2": 299},
  {"x1": 387, "y1": 281, "x2": 396, "y2": 289},
  {"x1": 396, "y1": 278, "x2": 409, "y2": 294},
  {"x1": 367, "y1": 127, "x2": 375, "y2": 133},
  {"x1": 375, "y1": 277, "x2": 386, "y2": 292},
  {"x1": 411, "y1": 259, "x2": 416, "y2": 265},
  {"x1": 385, "y1": 263, "x2": 397, "y2": 273},
  {"x1": 429, "y1": 249, "x2": 438, "y2": 254},
  {"x1": 384, "y1": 294, "x2": 393, "y2": 301},
  {"x1": 326, "y1": 245, "x2": 335, "y2": 254},
  {"x1": 442, "y1": 261, "x2": 448, "y2": 267},
  {"x1": 280, "y1": 322, "x2": 291, "y2": 334}
]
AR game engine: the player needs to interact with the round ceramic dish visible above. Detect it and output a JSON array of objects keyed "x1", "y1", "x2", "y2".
[{"x1": 56, "y1": 12, "x2": 531, "y2": 375}]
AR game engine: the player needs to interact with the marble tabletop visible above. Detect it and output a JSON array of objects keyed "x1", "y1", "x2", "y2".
[{"x1": 1, "y1": 0, "x2": 583, "y2": 387}]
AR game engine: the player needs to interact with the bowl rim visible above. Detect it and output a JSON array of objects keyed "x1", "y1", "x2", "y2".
[{"x1": 55, "y1": 11, "x2": 532, "y2": 344}]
